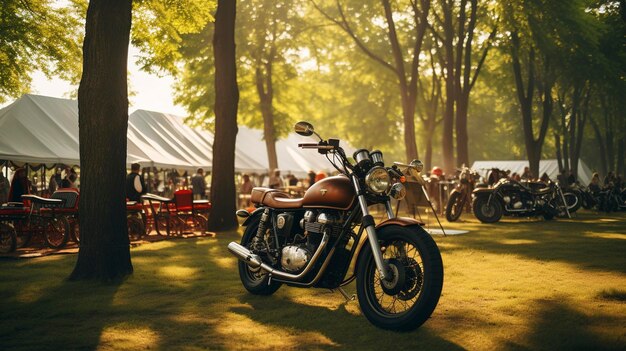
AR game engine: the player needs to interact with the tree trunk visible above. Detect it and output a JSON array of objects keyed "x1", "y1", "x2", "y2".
[
  {"x1": 617, "y1": 138, "x2": 625, "y2": 176},
  {"x1": 401, "y1": 89, "x2": 419, "y2": 161},
  {"x1": 455, "y1": 96, "x2": 469, "y2": 167},
  {"x1": 208, "y1": 0, "x2": 239, "y2": 232},
  {"x1": 555, "y1": 133, "x2": 563, "y2": 173},
  {"x1": 70, "y1": 0, "x2": 133, "y2": 282},
  {"x1": 441, "y1": 2, "x2": 455, "y2": 174},
  {"x1": 590, "y1": 116, "x2": 608, "y2": 176},
  {"x1": 255, "y1": 66, "x2": 278, "y2": 172}
]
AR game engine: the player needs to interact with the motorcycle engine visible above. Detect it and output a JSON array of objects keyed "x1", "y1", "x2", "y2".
[{"x1": 280, "y1": 210, "x2": 343, "y2": 273}]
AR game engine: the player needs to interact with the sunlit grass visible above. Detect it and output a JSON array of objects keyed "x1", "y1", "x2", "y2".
[{"x1": 0, "y1": 210, "x2": 624, "y2": 350}]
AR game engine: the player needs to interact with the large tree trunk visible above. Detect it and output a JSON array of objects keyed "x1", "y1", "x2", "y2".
[
  {"x1": 400, "y1": 89, "x2": 419, "y2": 161},
  {"x1": 590, "y1": 116, "x2": 608, "y2": 176},
  {"x1": 208, "y1": 0, "x2": 239, "y2": 232},
  {"x1": 617, "y1": 138, "x2": 625, "y2": 176},
  {"x1": 255, "y1": 66, "x2": 278, "y2": 172},
  {"x1": 70, "y1": 0, "x2": 133, "y2": 281}
]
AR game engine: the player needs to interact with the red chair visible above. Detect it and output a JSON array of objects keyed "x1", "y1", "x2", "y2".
[{"x1": 173, "y1": 189, "x2": 208, "y2": 234}]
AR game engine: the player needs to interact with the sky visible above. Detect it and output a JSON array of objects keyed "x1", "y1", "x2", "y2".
[{"x1": 25, "y1": 46, "x2": 187, "y2": 117}]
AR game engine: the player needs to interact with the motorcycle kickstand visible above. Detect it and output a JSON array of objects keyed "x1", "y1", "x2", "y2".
[{"x1": 332, "y1": 287, "x2": 356, "y2": 303}]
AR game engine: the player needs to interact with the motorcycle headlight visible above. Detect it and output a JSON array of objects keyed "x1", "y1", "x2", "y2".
[{"x1": 365, "y1": 167, "x2": 391, "y2": 194}]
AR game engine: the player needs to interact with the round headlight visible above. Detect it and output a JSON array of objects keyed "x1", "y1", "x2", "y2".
[{"x1": 365, "y1": 167, "x2": 391, "y2": 194}]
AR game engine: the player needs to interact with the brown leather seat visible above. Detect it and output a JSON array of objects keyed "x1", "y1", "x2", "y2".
[{"x1": 250, "y1": 187, "x2": 303, "y2": 209}]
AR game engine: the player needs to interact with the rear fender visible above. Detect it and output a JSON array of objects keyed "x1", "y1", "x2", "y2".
[{"x1": 242, "y1": 207, "x2": 265, "y2": 226}]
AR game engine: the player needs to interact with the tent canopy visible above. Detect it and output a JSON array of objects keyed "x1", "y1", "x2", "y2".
[
  {"x1": 470, "y1": 159, "x2": 593, "y2": 185},
  {"x1": 0, "y1": 94, "x2": 347, "y2": 176}
]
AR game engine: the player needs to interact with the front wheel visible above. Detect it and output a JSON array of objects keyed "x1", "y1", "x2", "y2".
[
  {"x1": 45, "y1": 217, "x2": 70, "y2": 249},
  {"x1": 445, "y1": 191, "x2": 465, "y2": 222},
  {"x1": 356, "y1": 225, "x2": 443, "y2": 331},
  {"x1": 237, "y1": 216, "x2": 282, "y2": 295},
  {"x1": 472, "y1": 196, "x2": 503, "y2": 223}
]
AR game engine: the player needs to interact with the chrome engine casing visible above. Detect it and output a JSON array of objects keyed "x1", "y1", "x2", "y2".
[{"x1": 281, "y1": 245, "x2": 311, "y2": 272}]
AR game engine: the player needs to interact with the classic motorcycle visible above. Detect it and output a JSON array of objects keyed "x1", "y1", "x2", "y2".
[
  {"x1": 472, "y1": 178, "x2": 574, "y2": 223},
  {"x1": 445, "y1": 167, "x2": 479, "y2": 222},
  {"x1": 228, "y1": 122, "x2": 443, "y2": 331}
]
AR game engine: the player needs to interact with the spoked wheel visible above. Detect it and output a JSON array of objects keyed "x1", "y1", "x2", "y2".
[
  {"x1": 237, "y1": 216, "x2": 282, "y2": 295},
  {"x1": 0, "y1": 222, "x2": 17, "y2": 254},
  {"x1": 45, "y1": 217, "x2": 70, "y2": 249},
  {"x1": 127, "y1": 216, "x2": 145, "y2": 241},
  {"x1": 445, "y1": 191, "x2": 465, "y2": 222},
  {"x1": 14, "y1": 220, "x2": 31, "y2": 249},
  {"x1": 356, "y1": 225, "x2": 443, "y2": 331},
  {"x1": 192, "y1": 214, "x2": 208, "y2": 234},
  {"x1": 472, "y1": 196, "x2": 502, "y2": 223},
  {"x1": 70, "y1": 218, "x2": 80, "y2": 244}
]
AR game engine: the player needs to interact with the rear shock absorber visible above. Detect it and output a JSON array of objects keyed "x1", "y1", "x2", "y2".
[{"x1": 252, "y1": 208, "x2": 270, "y2": 250}]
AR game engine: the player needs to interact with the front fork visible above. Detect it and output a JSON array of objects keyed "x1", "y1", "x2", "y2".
[{"x1": 352, "y1": 175, "x2": 393, "y2": 281}]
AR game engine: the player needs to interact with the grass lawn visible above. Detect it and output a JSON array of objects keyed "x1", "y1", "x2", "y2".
[{"x1": 1, "y1": 210, "x2": 625, "y2": 350}]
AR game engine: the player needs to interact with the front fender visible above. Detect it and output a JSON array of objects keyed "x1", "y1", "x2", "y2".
[{"x1": 376, "y1": 217, "x2": 424, "y2": 228}]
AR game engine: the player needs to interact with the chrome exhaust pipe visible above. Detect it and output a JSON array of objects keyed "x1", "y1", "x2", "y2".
[
  {"x1": 228, "y1": 233, "x2": 329, "y2": 281},
  {"x1": 227, "y1": 242, "x2": 262, "y2": 268}
]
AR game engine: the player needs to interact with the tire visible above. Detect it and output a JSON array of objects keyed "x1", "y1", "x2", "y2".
[
  {"x1": 237, "y1": 216, "x2": 282, "y2": 295},
  {"x1": 563, "y1": 192, "x2": 581, "y2": 213},
  {"x1": 445, "y1": 191, "x2": 465, "y2": 222},
  {"x1": 127, "y1": 216, "x2": 144, "y2": 241},
  {"x1": 356, "y1": 225, "x2": 443, "y2": 331},
  {"x1": 193, "y1": 214, "x2": 208, "y2": 234},
  {"x1": 70, "y1": 218, "x2": 80, "y2": 244},
  {"x1": 0, "y1": 222, "x2": 17, "y2": 254},
  {"x1": 15, "y1": 220, "x2": 31, "y2": 248},
  {"x1": 45, "y1": 216, "x2": 70, "y2": 249},
  {"x1": 472, "y1": 196, "x2": 502, "y2": 223}
]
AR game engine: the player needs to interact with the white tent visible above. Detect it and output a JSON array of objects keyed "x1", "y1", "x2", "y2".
[
  {"x1": 470, "y1": 159, "x2": 593, "y2": 185},
  {"x1": 0, "y1": 95, "x2": 343, "y2": 175},
  {"x1": 128, "y1": 110, "x2": 268, "y2": 174},
  {"x1": 0, "y1": 94, "x2": 152, "y2": 166}
]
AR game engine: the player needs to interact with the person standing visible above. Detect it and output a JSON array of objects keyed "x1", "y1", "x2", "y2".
[
  {"x1": 8, "y1": 168, "x2": 30, "y2": 203},
  {"x1": 191, "y1": 168, "x2": 207, "y2": 200},
  {"x1": 268, "y1": 169, "x2": 282, "y2": 189},
  {"x1": 0, "y1": 172, "x2": 10, "y2": 203},
  {"x1": 126, "y1": 163, "x2": 146, "y2": 202}
]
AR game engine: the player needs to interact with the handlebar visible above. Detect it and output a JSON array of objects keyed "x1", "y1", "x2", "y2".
[{"x1": 298, "y1": 143, "x2": 335, "y2": 150}]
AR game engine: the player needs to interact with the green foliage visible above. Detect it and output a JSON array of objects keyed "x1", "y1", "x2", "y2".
[{"x1": 0, "y1": 0, "x2": 84, "y2": 103}]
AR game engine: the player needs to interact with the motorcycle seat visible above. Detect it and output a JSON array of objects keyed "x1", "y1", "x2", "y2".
[{"x1": 250, "y1": 187, "x2": 303, "y2": 209}]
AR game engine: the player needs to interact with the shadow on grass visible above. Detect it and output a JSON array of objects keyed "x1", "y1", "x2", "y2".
[
  {"x1": 439, "y1": 212, "x2": 626, "y2": 274},
  {"x1": 505, "y1": 298, "x2": 625, "y2": 351},
  {"x1": 0, "y1": 276, "x2": 122, "y2": 350},
  {"x1": 232, "y1": 293, "x2": 464, "y2": 350}
]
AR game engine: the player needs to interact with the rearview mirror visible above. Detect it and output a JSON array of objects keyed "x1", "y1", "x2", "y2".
[{"x1": 294, "y1": 121, "x2": 315, "y2": 136}]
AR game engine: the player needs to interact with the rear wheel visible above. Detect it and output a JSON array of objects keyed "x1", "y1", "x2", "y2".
[
  {"x1": 0, "y1": 222, "x2": 17, "y2": 254},
  {"x1": 356, "y1": 225, "x2": 443, "y2": 331},
  {"x1": 45, "y1": 217, "x2": 70, "y2": 249},
  {"x1": 472, "y1": 196, "x2": 502, "y2": 223},
  {"x1": 237, "y1": 216, "x2": 282, "y2": 295},
  {"x1": 445, "y1": 191, "x2": 465, "y2": 222},
  {"x1": 127, "y1": 215, "x2": 145, "y2": 241},
  {"x1": 192, "y1": 214, "x2": 208, "y2": 234}
]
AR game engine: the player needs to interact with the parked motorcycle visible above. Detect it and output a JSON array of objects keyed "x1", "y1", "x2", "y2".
[
  {"x1": 445, "y1": 167, "x2": 479, "y2": 222},
  {"x1": 472, "y1": 178, "x2": 574, "y2": 223},
  {"x1": 228, "y1": 122, "x2": 444, "y2": 331}
]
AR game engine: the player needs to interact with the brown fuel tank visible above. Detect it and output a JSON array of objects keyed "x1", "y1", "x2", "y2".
[{"x1": 302, "y1": 176, "x2": 356, "y2": 210}]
